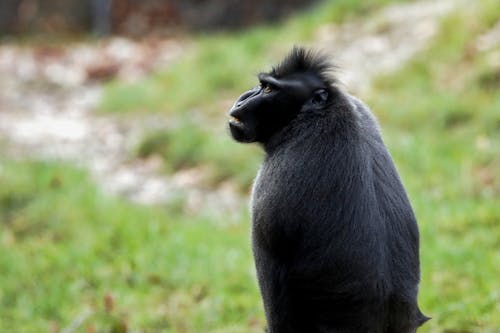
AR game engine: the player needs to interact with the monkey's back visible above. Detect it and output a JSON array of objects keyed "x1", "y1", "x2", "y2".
[{"x1": 251, "y1": 93, "x2": 427, "y2": 332}]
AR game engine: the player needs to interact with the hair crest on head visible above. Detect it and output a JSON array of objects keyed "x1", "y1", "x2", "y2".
[{"x1": 270, "y1": 46, "x2": 338, "y2": 87}]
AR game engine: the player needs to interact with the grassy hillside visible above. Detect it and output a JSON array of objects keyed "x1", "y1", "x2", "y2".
[
  {"x1": 1, "y1": 0, "x2": 499, "y2": 332},
  {"x1": 368, "y1": 3, "x2": 500, "y2": 330}
]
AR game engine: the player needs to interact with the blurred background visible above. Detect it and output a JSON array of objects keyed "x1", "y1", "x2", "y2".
[{"x1": 0, "y1": 0, "x2": 499, "y2": 332}]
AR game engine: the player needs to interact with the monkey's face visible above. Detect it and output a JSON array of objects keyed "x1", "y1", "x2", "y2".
[
  {"x1": 227, "y1": 86, "x2": 265, "y2": 143},
  {"x1": 228, "y1": 72, "x2": 328, "y2": 144}
]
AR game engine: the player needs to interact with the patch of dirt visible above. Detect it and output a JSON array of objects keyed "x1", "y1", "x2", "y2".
[{"x1": 316, "y1": 0, "x2": 457, "y2": 93}]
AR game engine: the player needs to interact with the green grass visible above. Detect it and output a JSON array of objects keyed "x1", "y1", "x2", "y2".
[
  {"x1": 366, "y1": 2, "x2": 500, "y2": 330},
  {"x1": 135, "y1": 119, "x2": 262, "y2": 190},
  {"x1": 2, "y1": 0, "x2": 500, "y2": 331},
  {"x1": 0, "y1": 161, "x2": 261, "y2": 332}
]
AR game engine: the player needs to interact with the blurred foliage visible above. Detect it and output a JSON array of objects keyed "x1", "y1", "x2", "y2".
[{"x1": 1, "y1": 0, "x2": 500, "y2": 332}]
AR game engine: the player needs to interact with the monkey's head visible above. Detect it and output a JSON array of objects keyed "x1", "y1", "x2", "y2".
[{"x1": 228, "y1": 47, "x2": 336, "y2": 144}]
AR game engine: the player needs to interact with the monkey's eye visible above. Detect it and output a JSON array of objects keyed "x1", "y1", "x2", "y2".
[{"x1": 260, "y1": 82, "x2": 275, "y2": 93}]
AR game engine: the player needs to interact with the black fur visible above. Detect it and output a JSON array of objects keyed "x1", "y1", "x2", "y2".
[
  {"x1": 270, "y1": 47, "x2": 337, "y2": 86},
  {"x1": 228, "y1": 47, "x2": 429, "y2": 333}
]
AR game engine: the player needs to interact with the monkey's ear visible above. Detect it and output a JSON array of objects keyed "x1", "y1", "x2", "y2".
[
  {"x1": 313, "y1": 89, "x2": 328, "y2": 104},
  {"x1": 305, "y1": 89, "x2": 329, "y2": 110}
]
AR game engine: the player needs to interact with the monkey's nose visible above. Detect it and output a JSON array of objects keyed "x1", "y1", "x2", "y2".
[{"x1": 228, "y1": 107, "x2": 242, "y2": 119}]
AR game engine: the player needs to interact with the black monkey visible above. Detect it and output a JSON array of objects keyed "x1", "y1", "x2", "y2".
[{"x1": 227, "y1": 47, "x2": 429, "y2": 333}]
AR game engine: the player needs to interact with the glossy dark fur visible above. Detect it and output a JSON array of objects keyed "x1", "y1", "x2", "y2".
[{"x1": 228, "y1": 47, "x2": 429, "y2": 333}]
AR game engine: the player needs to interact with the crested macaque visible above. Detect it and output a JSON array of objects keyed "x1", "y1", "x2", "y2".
[{"x1": 228, "y1": 47, "x2": 428, "y2": 333}]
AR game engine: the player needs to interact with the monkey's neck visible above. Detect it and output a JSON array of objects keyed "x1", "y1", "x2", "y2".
[
  {"x1": 262, "y1": 114, "x2": 322, "y2": 155},
  {"x1": 263, "y1": 113, "x2": 359, "y2": 158}
]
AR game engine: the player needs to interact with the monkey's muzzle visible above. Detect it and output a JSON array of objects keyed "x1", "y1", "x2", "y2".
[
  {"x1": 228, "y1": 116, "x2": 243, "y2": 126},
  {"x1": 228, "y1": 115, "x2": 256, "y2": 143}
]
